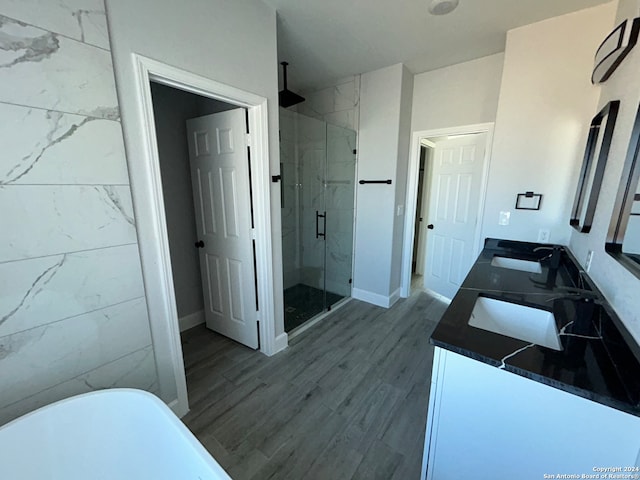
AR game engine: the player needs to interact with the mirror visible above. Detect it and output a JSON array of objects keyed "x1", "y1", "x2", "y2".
[
  {"x1": 571, "y1": 100, "x2": 620, "y2": 233},
  {"x1": 592, "y1": 18, "x2": 640, "y2": 84},
  {"x1": 607, "y1": 103, "x2": 640, "y2": 279}
]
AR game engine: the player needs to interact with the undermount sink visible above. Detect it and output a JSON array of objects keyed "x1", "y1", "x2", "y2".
[
  {"x1": 491, "y1": 256, "x2": 542, "y2": 274},
  {"x1": 469, "y1": 297, "x2": 562, "y2": 351}
]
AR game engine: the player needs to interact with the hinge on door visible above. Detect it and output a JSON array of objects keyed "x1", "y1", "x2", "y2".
[
  {"x1": 251, "y1": 228, "x2": 257, "y2": 240},
  {"x1": 246, "y1": 133, "x2": 251, "y2": 146}
]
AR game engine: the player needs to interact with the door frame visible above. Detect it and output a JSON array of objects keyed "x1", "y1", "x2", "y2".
[
  {"x1": 131, "y1": 54, "x2": 281, "y2": 417},
  {"x1": 400, "y1": 123, "x2": 495, "y2": 298},
  {"x1": 414, "y1": 139, "x2": 435, "y2": 276}
]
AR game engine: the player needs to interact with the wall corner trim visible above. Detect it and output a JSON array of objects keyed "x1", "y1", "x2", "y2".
[{"x1": 388, "y1": 287, "x2": 401, "y2": 308}]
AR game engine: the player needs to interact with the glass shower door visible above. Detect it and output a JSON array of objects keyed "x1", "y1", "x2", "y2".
[
  {"x1": 282, "y1": 113, "x2": 327, "y2": 331},
  {"x1": 324, "y1": 124, "x2": 357, "y2": 308},
  {"x1": 280, "y1": 109, "x2": 357, "y2": 332}
]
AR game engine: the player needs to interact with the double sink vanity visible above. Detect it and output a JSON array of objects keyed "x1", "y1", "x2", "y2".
[{"x1": 421, "y1": 238, "x2": 640, "y2": 479}]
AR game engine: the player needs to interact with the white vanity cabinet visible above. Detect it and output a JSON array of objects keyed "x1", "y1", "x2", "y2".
[{"x1": 421, "y1": 347, "x2": 640, "y2": 479}]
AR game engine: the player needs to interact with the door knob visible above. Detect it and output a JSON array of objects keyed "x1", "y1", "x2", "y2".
[
  {"x1": 427, "y1": 224, "x2": 434, "y2": 230},
  {"x1": 195, "y1": 240, "x2": 205, "y2": 248}
]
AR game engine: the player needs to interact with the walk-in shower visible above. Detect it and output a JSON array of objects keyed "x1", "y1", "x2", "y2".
[{"x1": 279, "y1": 108, "x2": 357, "y2": 332}]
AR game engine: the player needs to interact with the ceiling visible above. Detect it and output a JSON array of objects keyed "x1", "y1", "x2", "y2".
[{"x1": 264, "y1": 0, "x2": 612, "y2": 91}]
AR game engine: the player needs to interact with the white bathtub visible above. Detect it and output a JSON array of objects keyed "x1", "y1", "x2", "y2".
[{"x1": 0, "y1": 389, "x2": 231, "y2": 480}]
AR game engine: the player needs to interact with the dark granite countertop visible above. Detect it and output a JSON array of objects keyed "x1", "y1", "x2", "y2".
[{"x1": 430, "y1": 238, "x2": 640, "y2": 417}]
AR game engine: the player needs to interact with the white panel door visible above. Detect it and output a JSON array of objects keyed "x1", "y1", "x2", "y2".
[
  {"x1": 424, "y1": 133, "x2": 487, "y2": 300},
  {"x1": 186, "y1": 109, "x2": 258, "y2": 349}
]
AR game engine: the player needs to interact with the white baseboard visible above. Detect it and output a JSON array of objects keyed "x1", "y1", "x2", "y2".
[
  {"x1": 352, "y1": 287, "x2": 396, "y2": 308},
  {"x1": 271, "y1": 332, "x2": 288, "y2": 355},
  {"x1": 388, "y1": 287, "x2": 401, "y2": 307},
  {"x1": 178, "y1": 310, "x2": 205, "y2": 332}
]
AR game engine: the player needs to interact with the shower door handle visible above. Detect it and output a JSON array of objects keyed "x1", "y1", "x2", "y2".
[{"x1": 316, "y1": 210, "x2": 326, "y2": 239}]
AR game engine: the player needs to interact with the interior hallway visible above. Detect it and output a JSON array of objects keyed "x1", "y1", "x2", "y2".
[{"x1": 181, "y1": 287, "x2": 447, "y2": 479}]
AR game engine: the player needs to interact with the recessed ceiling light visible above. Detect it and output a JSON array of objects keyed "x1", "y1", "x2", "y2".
[{"x1": 428, "y1": 0, "x2": 459, "y2": 15}]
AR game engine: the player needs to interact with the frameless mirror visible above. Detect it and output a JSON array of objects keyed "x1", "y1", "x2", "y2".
[
  {"x1": 607, "y1": 103, "x2": 640, "y2": 279},
  {"x1": 571, "y1": 100, "x2": 620, "y2": 233}
]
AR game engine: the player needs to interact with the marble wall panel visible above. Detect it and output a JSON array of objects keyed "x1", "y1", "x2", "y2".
[
  {"x1": 326, "y1": 207, "x2": 355, "y2": 234},
  {"x1": 0, "y1": 0, "x2": 157, "y2": 420},
  {"x1": 0, "y1": 345, "x2": 156, "y2": 425},
  {"x1": 279, "y1": 108, "x2": 296, "y2": 143},
  {"x1": 326, "y1": 183, "x2": 356, "y2": 210},
  {"x1": 279, "y1": 108, "x2": 301, "y2": 289},
  {"x1": 0, "y1": 244, "x2": 144, "y2": 337},
  {"x1": 0, "y1": 185, "x2": 136, "y2": 262},
  {"x1": 0, "y1": 103, "x2": 128, "y2": 185},
  {"x1": 0, "y1": 297, "x2": 151, "y2": 409},
  {"x1": 0, "y1": 15, "x2": 118, "y2": 118},
  {"x1": 334, "y1": 81, "x2": 357, "y2": 112},
  {"x1": 298, "y1": 75, "x2": 360, "y2": 131},
  {"x1": 327, "y1": 125, "x2": 357, "y2": 163},
  {"x1": 324, "y1": 110, "x2": 356, "y2": 132},
  {"x1": 306, "y1": 86, "x2": 334, "y2": 116},
  {"x1": 0, "y1": 0, "x2": 109, "y2": 49}
]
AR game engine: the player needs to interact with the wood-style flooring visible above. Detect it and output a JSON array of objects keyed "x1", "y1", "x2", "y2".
[{"x1": 180, "y1": 288, "x2": 447, "y2": 480}]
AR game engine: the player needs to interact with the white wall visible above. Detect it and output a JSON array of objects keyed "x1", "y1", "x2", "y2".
[
  {"x1": 481, "y1": 3, "x2": 617, "y2": 246},
  {"x1": 0, "y1": 0, "x2": 157, "y2": 426},
  {"x1": 411, "y1": 53, "x2": 504, "y2": 132},
  {"x1": 353, "y1": 63, "x2": 413, "y2": 306},
  {"x1": 390, "y1": 66, "x2": 414, "y2": 293},
  {"x1": 570, "y1": 0, "x2": 640, "y2": 342},
  {"x1": 105, "y1": 0, "x2": 283, "y2": 403}
]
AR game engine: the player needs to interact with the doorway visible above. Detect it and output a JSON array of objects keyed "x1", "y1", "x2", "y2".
[
  {"x1": 401, "y1": 124, "x2": 494, "y2": 301},
  {"x1": 131, "y1": 55, "x2": 280, "y2": 417},
  {"x1": 412, "y1": 142, "x2": 433, "y2": 277},
  {"x1": 150, "y1": 82, "x2": 260, "y2": 350}
]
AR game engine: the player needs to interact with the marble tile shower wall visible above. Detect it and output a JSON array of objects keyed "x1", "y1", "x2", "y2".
[
  {"x1": 298, "y1": 115, "x2": 327, "y2": 291},
  {"x1": 0, "y1": 1, "x2": 157, "y2": 425},
  {"x1": 297, "y1": 75, "x2": 361, "y2": 132},
  {"x1": 325, "y1": 126, "x2": 356, "y2": 297},
  {"x1": 292, "y1": 114, "x2": 356, "y2": 297},
  {"x1": 280, "y1": 108, "x2": 301, "y2": 290}
]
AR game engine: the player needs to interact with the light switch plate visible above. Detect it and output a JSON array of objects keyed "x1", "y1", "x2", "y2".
[{"x1": 499, "y1": 211, "x2": 510, "y2": 225}]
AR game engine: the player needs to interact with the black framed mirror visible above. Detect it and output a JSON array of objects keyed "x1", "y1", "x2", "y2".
[
  {"x1": 592, "y1": 17, "x2": 640, "y2": 84},
  {"x1": 606, "y1": 102, "x2": 640, "y2": 279},
  {"x1": 570, "y1": 100, "x2": 620, "y2": 233}
]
